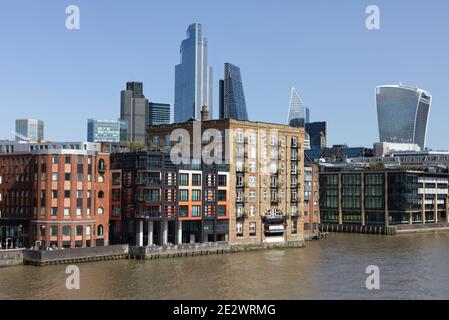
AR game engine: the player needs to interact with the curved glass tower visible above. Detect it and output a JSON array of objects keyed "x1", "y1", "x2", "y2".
[
  {"x1": 175, "y1": 23, "x2": 213, "y2": 123},
  {"x1": 376, "y1": 85, "x2": 432, "y2": 150}
]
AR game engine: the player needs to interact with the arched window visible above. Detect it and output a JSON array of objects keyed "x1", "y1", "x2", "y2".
[
  {"x1": 97, "y1": 225, "x2": 104, "y2": 237},
  {"x1": 98, "y1": 191, "x2": 104, "y2": 199},
  {"x1": 98, "y1": 207, "x2": 104, "y2": 215},
  {"x1": 98, "y1": 159, "x2": 105, "y2": 171}
]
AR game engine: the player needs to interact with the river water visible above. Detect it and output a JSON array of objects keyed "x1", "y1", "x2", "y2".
[{"x1": 1, "y1": 233, "x2": 449, "y2": 300}]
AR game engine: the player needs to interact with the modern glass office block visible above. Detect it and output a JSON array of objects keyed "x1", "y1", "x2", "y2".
[{"x1": 376, "y1": 84, "x2": 432, "y2": 150}]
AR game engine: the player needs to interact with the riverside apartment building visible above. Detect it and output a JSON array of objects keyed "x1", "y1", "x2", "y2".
[{"x1": 146, "y1": 107, "x2": 306, "y2": 247}]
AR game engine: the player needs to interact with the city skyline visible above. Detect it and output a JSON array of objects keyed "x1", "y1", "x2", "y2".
[{"x1": 1, "y1": 1, "x2": 449, "y2": 148}]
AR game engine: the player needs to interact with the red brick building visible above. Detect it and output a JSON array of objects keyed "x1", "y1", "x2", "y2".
[{"x1": 0, "y1": 142, "x2": 110, "y2": 249}]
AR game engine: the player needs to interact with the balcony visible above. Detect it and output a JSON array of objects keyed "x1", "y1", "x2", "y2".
[
  {"x1": 236, "y1": 212, "x2": 247, "y2": 220},
  {"x1": 137, "y1": 196, "x2": 161, "y2": 203},
  {"x1": 261, "y1": 214, "x2": 287, "y2": 224}
]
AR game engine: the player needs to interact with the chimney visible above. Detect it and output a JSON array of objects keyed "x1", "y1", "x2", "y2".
[{"x1": 201, "y1": 105, "x2": 209, "y2": 121}]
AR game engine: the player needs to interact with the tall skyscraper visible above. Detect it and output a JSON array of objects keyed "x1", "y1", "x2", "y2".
[
  {"x1": 15, "y1": 119, "x2": 44, "y2": 142},
  {"x1": 219, "y1": 63, "x2": 249, "y2": 120},
  {"x1": 305, "y1": 122, "x2": 327, "y2": 149},
  {"x1": 87, "y1": 119, "x2": 128, "y2": 143},
  {"x1": 376, "y1": 84, "x2": 432, "y2": 150},
  {"x1": 287, "y1": 87, "x2": 308, "y2": 128},
  {"x1": 120, "y1": 82, "x2": 148, "y2": 145},
  {"x1": 174, "y1": 23, "x2": 213, "y2": 122},
  {"x1": 148, "y1": 102, "x2": 171, "y2": 126}
]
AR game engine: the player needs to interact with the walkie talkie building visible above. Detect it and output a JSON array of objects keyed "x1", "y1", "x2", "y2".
[{"x1": 376, "y1": 84, "x2": 432, "y2": 150}]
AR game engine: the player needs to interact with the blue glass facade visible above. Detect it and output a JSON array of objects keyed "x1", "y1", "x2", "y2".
[
  {"x1": 219, "y1": 63, "x2": 248, "y2": 120},
  {"x1": 287, "y1": 87, "x2": 308, "y2": 127},
  {"x1": 87, "y1": 119, "x2": 128, "y2": 143},
  {"x1": 376, "y1": 85, "x2": 432, "y2": 150},
  {"x1": 174, "y1": 23, "x2": 213, "y2": 123}
]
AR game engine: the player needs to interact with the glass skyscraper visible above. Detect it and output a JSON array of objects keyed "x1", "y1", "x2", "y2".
[
  {"x1": 287, "y1": 87, "x2": 308, "y2": 127},
  {"x1": 376, "y1": 84, "x2": 432, "y2": 150},
  {"x1": 15, "y1": 119, "x2": 44, "y2": 142},
  {"x1": 175, "y1": 23, "x2": 213, "y2": 123},
  {"x1": 219, "y1": 63, "x2": 249, "y2": 120},
  {"x1": 87, "y1": 119, "x2": 128, "y2": 143},
  {"x1": 148, "y1": 102, "x2": 171, "y2": 126}
]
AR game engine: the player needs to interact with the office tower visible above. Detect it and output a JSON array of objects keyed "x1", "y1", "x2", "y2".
[
  {"x1": 287, "y1": 87, "x2": 308, "y2": 128},
  {"x1": 120, "y1": 82, "x2": 148, "y2": 145},
  {"x1": 87, "y1": 119, "x2": 128, "y2": 143},
  {"x1": 148, "y1": 102, "x2": 171, "y2": 126},
  {"x1": 305, "y1": 122, "x2": 327, "y2": 149},
  {"x1": 175, "y1": 23, "x2": 213, "y2": 122},
  {"x1": 376, "y1": 84, "x2": 432, "y2": 150},
  {"x1": 15, "y1": 119, "x2": 44, "y2": 142},
  {"x1": 219, "y1": 63, "x2": 249, "y2": 120}
]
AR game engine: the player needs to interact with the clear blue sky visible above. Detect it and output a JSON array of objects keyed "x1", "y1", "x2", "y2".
[{"x1": 1, "y1": 0, "x2": 448, "y2": 148}]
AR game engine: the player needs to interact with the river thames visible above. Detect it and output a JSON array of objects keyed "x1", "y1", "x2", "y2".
[{"x1": 1, "y1": 233, "x2": 449, "y2": 300}]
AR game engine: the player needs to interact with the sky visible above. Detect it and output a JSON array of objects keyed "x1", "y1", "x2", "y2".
[{"x1": 0, "y1": 0, "x2": 448, "y2": 148}]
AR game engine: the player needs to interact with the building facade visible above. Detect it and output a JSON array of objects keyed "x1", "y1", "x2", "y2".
[
  {"x1": 376, "y1": 84, "x2": 432, "y2": 150},
  {"x1": 110, "y1": 152, "x2": 230, "y2": 246},
  {"x1": 120, "y1": 82, "x2": 148, "y2": 145},
  {"x1": 319, "y1": 168, "x2": 448, "y2": 228},
  {"x1": 174, "y1": 23, "x2": 213, "y2": 122},
  {"x1": 304, "y1": 163, "x2": 320, "y2": 233},
  {"x1": 15, "y1": 119, "x2": 44, "y2": 142},
  {"x1": 305, "y1": 122, "x2": 327, "y2": 149},
  {"x1": 87, "y1": 119, "x2": 128, "y2": 143},
  {"x1": 219, "y1": 63, "x2": 249, "y2": 121},
  {"x1": 147, "y1": 118, "x2": 305, "y2": 246},
  {"x1": 0, "y1": 142, "x2": 110, "y2": 249},
  {"x1": 148, "y1": 102, "x2": 171, "y2": 126},
  {"x1": 287, "y1": 87, "x2": 309, "y2": 128}
]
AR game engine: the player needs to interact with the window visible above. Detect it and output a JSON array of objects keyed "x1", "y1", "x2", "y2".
[
  {"x1": 98, "y1": 207, "x2": 104, "y2": 215},
  {"x1": 77, "y1": 173, "x2": 83, "y2": 181},
  {"x1": 64, "y1": 190, "x2": 70, "y2": 198},
  {"x1": 218, "y1": 175, "x2": 227, "y2": 187},
  {"x1": 236, "y1": 175, "x2": 244, "y2": 187},
  {"x1": 50, "y1": 226, "x2": 58, "y2": 236},
  {"x1": 249, "y1": 191, "x2": 256, "y2": 202},
  {"x1": 291, "y1": 220, "x2": 297, "y2": 234},
  {"x1": 249, "y1": 222, "x2": 256, "y2": 236},
  {"x1": 64, "y1": 208, "x2": 70, "y2": 216},
  {"x1": 64, "y1": 173, "x2": 71, "y2": 181},
  {"x1": 112, "y1": 205, "x2": 120, "y2": 217},
  {"x1": 52, "y1": 156, "x2": 59, "y2": 164},
  {"x1": 112, "y1": 172, "x2": 121, "y2": 185},
  {"x1": 236, "y1": 222, "x2": 243, "y2": 236},
  {"x1": 65, "y1": 156, "x2": 71, "y2": 164},
  {"x1": 218, "y1": 190, "x2": 227, "y2": 201},
  {"x1": 52, "y1": 173, "x2": 58, "y2": 181},
  {"x1": 62, "y1": 226, "x2": 71, "y2": 236},
  {"x1": 76, "y1": 207, "x2": 82, "y2": 216},
  {"x1": 87, "y1": 208, "x2": 91, "y2": 216},
  {"x1": 236, "y1": 131, "x2": 244, "y2": 143},
  {"x1": 77, "y1": 156, "x2": 84, "y2": 164},
  {"x1": 76, "y1": 226, "x2": 83, "y2": 236},
  {"x1": 98, "y1": 159, "x2": 105, "y2": 171},
  {"x1": 40, "y1": 207, "x2": 46, "y2": 216},
  {"x1": 180, "y1": 173, "x2": 189, "y2": 186},
  {"x1": 248, "y1": 162, "x2": 256, "y2": 173},
  {"x1": 98, "y1": 191, "x2": 104, "y2": 199},
  {"x1": 249, "y1": 205, "x2": 256, "y2": 217},
  {"x1": 179, "y1": 190, "x2": 188, "y2": 201},
  {"x1": 77, "y1": 190, "x2": 83, "y2": 198},
  {"x1": 97, "y1": 225, "x2": 104, "y2": 237},
  {"x1": 98, "y1": 175, "x2": 104, "y2": 183},
  {"x1": 218, "y1": 205, "x2": 227, "y2": 216},
  {"x1": 51, "y1": 190, "x2": 58, "y2": 199},
  {"x1": 179, "y1": 205, "x2": 188, "y2": 217},
  {"x1": 41, "y1": 173, "x2": 46, "y2": 181},
  {"x1": 249, "y1": 132, "x2": 257, "y2": 145},
  {"x1": 86, "y1": 226, "x2": 91, "y2": 236},
  {"x1": 248, "y1": 176, "x2": 256, "y2": 187},
  {"x1": 192, "y1": 205, "x2": 201, "y2": 217},
  {"x1": 192, "y1": 190, "x2": 201, "y2": 201},
  {"x1": 51, "y1": 207, "x2": 57, "y2": 216},
  {"x1": 192, "y1": 174, "x2": 201, "y2": 186}
]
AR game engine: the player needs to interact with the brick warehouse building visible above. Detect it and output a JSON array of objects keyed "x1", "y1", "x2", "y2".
[
  {"x1": 0, "y1": 142, "x2": 110, "y2": 249},
  {"x1": 146, "y1": 108, "x2": 305, "y2": 246},
  {"x1": 110, "y1": 151, "x2": 230, "y2": 246}
]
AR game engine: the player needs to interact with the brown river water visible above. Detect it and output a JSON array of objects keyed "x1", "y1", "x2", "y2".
[{"x1": 1, "y1": 233, "x2": 449, "y2": 299}]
